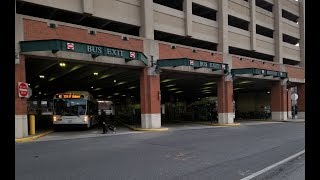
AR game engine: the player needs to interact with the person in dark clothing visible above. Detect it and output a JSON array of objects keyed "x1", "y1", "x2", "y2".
[
  {"x1": 108, "y1": 110, "x2": 117, "y2": 133},
  {"x1": 100, "y1": 111, "x2": 108, "y2": 134}
]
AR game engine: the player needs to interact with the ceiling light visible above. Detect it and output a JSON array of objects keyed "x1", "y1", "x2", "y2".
[
  {"x1": 267, "y1": 91, "x2": 270, "y2": 94},
  {"x1": 203, "y1": 82, "x2": 216, "y2": 85},
  {"x1": 168, "y1": 88, "x2": 178, "y2": 91},
  {"x1": 91, "y1": 86, "x2": 94, "y2": 89},
  {"x1": 59, "y1": 62, "x2": 66, "y2": 67},
  {"x1": 174, "y1": 91, "x2": 183, "y2": 94},
  {"x1": 114, "y1": 80, "x2": 117, "y2": 83},
  {"x1": 93, "y1": 72, "x2": 98, "y2": 76},
  {"x1": 39, "y1": 75, "x2": 45, "y2": 78},
  {"x1": 122, "y1": 94, "x2": 126, "y2": 96},
  {"x1": 237, "y1": 81, "x2": 253, "y2": 84},
  {"x1": 165, "y1": 84, "x2": 176, "y2": 88},
  {"x1": 113, "y1": 93, "x2": 119, "y2": 95},
  {"x1": 128, "y1": 86, "x2": 136, "y2": 89},
  {"x1": 116, "y1": 82, "x2": 126, "y2": 85},
  {"x1": 161, "y1": 79, "x2": 175, "y2": 83},
  {"x1": 202, "y1": 86, "x2": 213, "y2": 90}
]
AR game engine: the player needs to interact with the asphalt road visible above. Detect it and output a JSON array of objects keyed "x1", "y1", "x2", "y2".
[
  {"x1": 253, "y1": 154, "x2": 305, "y2": 180},
  {"x1": 16, "y1": 122, "x2": 305, "y2": 180}
]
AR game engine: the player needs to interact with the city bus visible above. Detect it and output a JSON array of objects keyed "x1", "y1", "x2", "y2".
[{"x1": 52, "y1": 91, "x2": 98, "y2": 129}]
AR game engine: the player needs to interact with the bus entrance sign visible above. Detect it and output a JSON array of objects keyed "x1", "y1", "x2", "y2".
[{"x1": 18, "y1": 82, "x2": 29, "y2": 97}]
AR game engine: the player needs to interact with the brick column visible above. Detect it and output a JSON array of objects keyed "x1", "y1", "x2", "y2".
[
  {"x1": 297, "y1": 84, "x2": 305, "y2": 119},
  {"x1": 140, "y1": 67, "x2": 161, "y2": 128},
  {"x1": 217, "y1": 76, "x2": 234, "y2": 124},
  {"x1": 287, "y1": 88, "x2": 292, "y2": 119},
  {"x1": 15, "y1": 55, "x2": 28, "y2": 138},
  {"x1": 271, "y1": 81, "x2": 287, "y2": 120}
]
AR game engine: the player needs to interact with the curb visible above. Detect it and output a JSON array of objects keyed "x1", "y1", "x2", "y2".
[
  {"x1": 121, "y1": 123, "x2": 169, "y2": 132},
  {"x1": 15, "y1": 130, "x2": 54, "y2": 143},
  {"x1": 195, "y1": 122, "x2": 241, "y2": 127}
]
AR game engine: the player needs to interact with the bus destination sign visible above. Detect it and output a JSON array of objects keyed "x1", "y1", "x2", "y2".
[{"x1": 56, "y1": 94, "x2": 82, "y2": 99}]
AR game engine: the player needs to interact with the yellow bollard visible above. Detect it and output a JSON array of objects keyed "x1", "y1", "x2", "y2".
[{"x1": 29, "y1": 115, "x2": 35, "y2": 135}]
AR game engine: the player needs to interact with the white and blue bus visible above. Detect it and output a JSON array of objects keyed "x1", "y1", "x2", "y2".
[{"x1": 52, "y1": 91, "x2": 98, "y2": 129}]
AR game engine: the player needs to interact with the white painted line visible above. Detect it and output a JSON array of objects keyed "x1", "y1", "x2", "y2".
[{"x1": 240, "y1": 150, "x2": 305, "y2": 180}]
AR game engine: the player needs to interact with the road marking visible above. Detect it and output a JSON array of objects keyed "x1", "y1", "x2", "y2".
[{"x1": 240, "y1": 150, "x2": 305, "y2": 180}]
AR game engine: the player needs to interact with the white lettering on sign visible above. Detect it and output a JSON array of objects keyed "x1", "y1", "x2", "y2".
[
  {"x1": 87, "y1": 46, "x2": 102, "y2": 54},
  {"x1": 199, "y1": 61, "x2": 207, "y2": 67}
]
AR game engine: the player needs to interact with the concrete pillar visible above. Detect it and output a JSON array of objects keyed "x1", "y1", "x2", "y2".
[
  {"x1": 271, "y1": 80, "x2": 288, "y2": 120},
  {"x1": 273, "y1": 0, "x2": 282, "y2": 63},
  {"x1": 140, "y1": 67, "x2": 161, "y2": 128},
  {"x1": 217, "y1": 75, "x2": 234, "y2": 124},
  {"x1": 184, "y1": 0, "x2": 193, "y2": 37},
  {"x1": 299, "y1": 0, "x2": 305, "y2": 68},
  {"x1": 249, "y1": 0, "x2": 256, "y2": 51},
  {"x1": 15, "y1": 13, "x2": 24, "y2": 64},
  {"x1": 287, "y1": 88, "x2": 292, "y2": 119},
  {"x1": 82, "y1": 0, "x2": 94, "y2": 15},
  {"x1": 15, "y1": 55, "x2": 29, "y2": 138},
  {"x1": 217, "y1": 0, "x2": 228, "y2": 53},
  {"x1": 297, "y1": 84, "x2": 305, "y2": 119},
  {"x1": 140, "y1": 0, "x2": 154, "y2": 39}
]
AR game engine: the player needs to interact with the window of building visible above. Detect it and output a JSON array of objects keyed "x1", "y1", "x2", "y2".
[
  {"x1": 282, "y1": 9, "x2": 299, "y2": 23},
  {"x1": 154, "y1": 30, "x2": 217, "y2": 51},
  {"x1": 228, "y1": 15, "x2": 249, "y2": 31},
  {"x1": 256, "y1": 0, "x2": 273, "y2": 12},
  {"x1": 153, "y1": 0, "x2": 184, "y2": 11},
  {"x1": 283, "y1": 34, "x2": 299, "y2": 45},
  {"x1": 16, "y1": 1, "x2": 140, "y2": 36},
  {"x1": 229, "y1": 47, "x2": 274, "y2": 62},
  {"x1": 283, "y1": 58, "x2": 300, "y2": 66},
  {"x1": 192, "y1": 3, "x2": 217, "y2": 21},
  {"x1": 256, "y1": 24, "x2": 273, "y2": 38}
]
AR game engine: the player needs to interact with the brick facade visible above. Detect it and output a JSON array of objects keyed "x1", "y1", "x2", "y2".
[
  {"x1": 15, "y1": 55, "x2": 28, "y2": 115},
  {"x1": 23, "y1": 19, "x2": 143, "y2": 52}
]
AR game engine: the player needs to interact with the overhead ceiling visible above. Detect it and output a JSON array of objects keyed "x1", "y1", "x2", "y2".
[
  {"x1": 26, "y1": 57, "x2": 277, "y2": 103},
  {"x1": 25, "y1": 58, "x2": 141, "y2": 101}
]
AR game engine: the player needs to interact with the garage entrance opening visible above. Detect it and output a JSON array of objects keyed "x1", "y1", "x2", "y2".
[{"x1": 26, "y1": 57, "x2": 142, "y2": 131}]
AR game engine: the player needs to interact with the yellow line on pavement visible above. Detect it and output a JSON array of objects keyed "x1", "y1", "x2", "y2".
[{"x1": 15, "y1": 130, "x2": 54, "y2": 143}]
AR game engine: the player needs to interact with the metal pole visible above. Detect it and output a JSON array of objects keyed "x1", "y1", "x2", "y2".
[{"x1": 29, "y1": 114, "x2": 36, "y2": 135}]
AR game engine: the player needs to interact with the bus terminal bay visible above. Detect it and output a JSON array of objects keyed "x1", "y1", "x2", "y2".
[{"x1": 15, "y1": 34, "x2": 304, "y2": 139}]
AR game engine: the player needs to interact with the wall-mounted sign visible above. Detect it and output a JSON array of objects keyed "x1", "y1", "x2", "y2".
[
  {"x1": 157, "y1": 58, "x2": 228, "y2": 71},
  {"x1": 20, "y1": 40, "x2": 148, "y2": 65},
  {"x1": 18, "y1": 82, "x2": 29, "y2": 98}
]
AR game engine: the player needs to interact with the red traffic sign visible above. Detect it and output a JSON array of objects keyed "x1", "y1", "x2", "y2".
[{"x1": 18, "y1": 82, "x2": 29, "y2": 97}]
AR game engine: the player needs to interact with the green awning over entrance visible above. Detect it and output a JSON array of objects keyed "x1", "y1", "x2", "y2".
[
  {"x1": 157, "y1": 58, "x2": 229, "y2": 72},
  {"x1": 20, "y1": 39, "x2": 148, "y2": 65},
  {"x1": 231, "y1": 68, "x2": 288, "y2": 79}
]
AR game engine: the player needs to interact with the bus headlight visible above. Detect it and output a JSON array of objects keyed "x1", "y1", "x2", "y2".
[
  {"x1": 84, "y1": 116, "x2": 88, "y2": 122},
  {"x1": 53, "y1": 116, "x2": 57, "y2": 122}
]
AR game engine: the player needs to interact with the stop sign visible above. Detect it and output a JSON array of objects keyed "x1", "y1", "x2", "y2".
[{"x1": 18, "y1": 82, "x2": 29, "y2": 97}]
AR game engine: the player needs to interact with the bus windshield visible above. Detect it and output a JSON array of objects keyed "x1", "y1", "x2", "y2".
[{"x1": 53, "y1": 99, "x2": 87, "y2": 116}]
